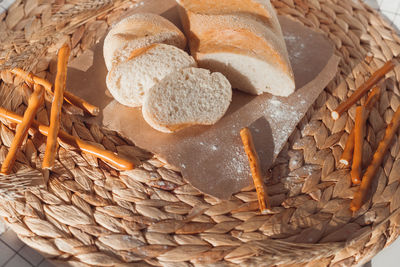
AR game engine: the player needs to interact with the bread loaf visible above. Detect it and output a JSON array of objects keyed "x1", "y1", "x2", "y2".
[
  {"x1": 106, "y1": 44, "x2": 196, "y2": 107},
  {"x1": 103, "y1": 13, "x2": 187, "y2": 70},
  {"x1": 178, "y1": 0, "x2": 295, "y2": 96},
  {"x1": 142, "y1": 67, "x2": 232, "y2": 133}
]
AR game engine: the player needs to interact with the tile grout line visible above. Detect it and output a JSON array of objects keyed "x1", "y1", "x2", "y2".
[
  {"x1": 0, "y1": 238, "x2": 36, "y2": 267},
  {"x1": 1, "y1": 255, "x2": 15, "y2": 267},
  {"x1": 1, "y1": 253, "x2": 34, "y2": 267},
  {"x1": 0, "y1": 238, "x2": 19, "y2": 254},
  {"x1": 15, "y1": 252, "x2": 36, "y2": 267},
  {"x1": 17, "y1": 245, "x2": 26, "y2": 252},
  {"x1": 37, "y1": 258, "x2": 45, "y2": 266}
]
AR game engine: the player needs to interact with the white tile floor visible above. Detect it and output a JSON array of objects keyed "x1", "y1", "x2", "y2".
[
  {"x1": 0, "y1": 218, "x2": 53, "y2": 267},
  {"x1": 0, "y1": 0, "x2": 15, "y2": 13},
  {"x1": 365, "y1": 0, "x2": 400, "y2": 31},
  {"x1": 0, "y1": 0, "x2": 400, "y2": 267}
]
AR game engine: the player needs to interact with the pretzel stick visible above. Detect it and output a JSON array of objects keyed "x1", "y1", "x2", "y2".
[
  {"x1": 331, "y1": 60, "x2": 395, "y2": 120},
  {"x1": 350, "y1": 105, "x2": 400, "y2": 212},
  {"x1": 11, "y1": 68, "x2": 52, "y2": 89},
  {"x1": 350, "y1": 106, "x2": 366, "y2": 185},
  {"x1": 10, "y1": 68, "x2": 99, "y2": 116},
  {"x1": 1, "y1": 84, "x2": 45, "y2": 175},
  {"x1": 340, "y1": 87, "x2": 381, "y2": 166},
  {"x1": 62, "y1": 91, "x2": 99, "y2": 116},
  {"x1": 43, "y1": 44, "x2": 70, "y2": 170},
  {"x1": 240, "y1": 127, "x2": 271, "y2": 213},
  {"x1": 0, "y1": 108, "x2": 134, "y2": 171},
  {"x1": 339, "y1": 131, "x2": 355, "y2": 167}
]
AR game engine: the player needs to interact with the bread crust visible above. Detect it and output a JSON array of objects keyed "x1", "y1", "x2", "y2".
[
  {"x1": 177, "y1": 0, "x2": 272, "y2": 23},
  {"x1": 103, "y1": 13, "x2": 187, "y2": 70},
  {"x1": 142, "y1": 106, "x2": 194, "y2": 133},
  {"x1": 194, "y1": 26, "x2": 291, "y2": 76}
]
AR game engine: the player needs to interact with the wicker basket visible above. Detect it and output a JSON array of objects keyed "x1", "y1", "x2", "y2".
[{"x1": 1, "y1": 0, "x2": 400, "y2": 266}]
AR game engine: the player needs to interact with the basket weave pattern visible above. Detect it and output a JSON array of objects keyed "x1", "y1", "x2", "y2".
[{"x1": 1, "y1": 0, "x2": 400, "y2": 266}]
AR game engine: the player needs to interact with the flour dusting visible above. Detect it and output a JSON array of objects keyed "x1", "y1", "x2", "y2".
[
  {"x1": 228, "y1": 146, "x2": 249, "y2": 177},
  {"x1": 285, "y1": 33, "x2": 306, "y2": 60},
  {"x1": 263, "y1": 96, "x2": 304, "y2": 155}
]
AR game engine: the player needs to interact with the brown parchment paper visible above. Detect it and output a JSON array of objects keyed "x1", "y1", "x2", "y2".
[{"x1": 66, "y1": 2, "x2": 340, "y2": 199}]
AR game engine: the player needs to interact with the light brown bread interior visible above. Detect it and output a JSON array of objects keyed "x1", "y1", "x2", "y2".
[
  {"x1": 142, "y1": 67, "x2": 232, "y2": 133},
  {"x1": 106, "y1": 44, "x2": 196, "y2": 107}
]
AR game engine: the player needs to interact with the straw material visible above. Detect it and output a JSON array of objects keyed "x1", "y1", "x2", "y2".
[
  {"x1": 0, "y1": 218, "x2": 6, "y2": 235},
  {"x1": 1, "y1": 0, "x2": 400, "y2": 266}
]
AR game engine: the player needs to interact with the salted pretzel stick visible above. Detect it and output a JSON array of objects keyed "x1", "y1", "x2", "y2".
[
  {"x1": 350, "y1": 106, "x2": 366, "y2": 185},
  {"x1": 240, "y1": 127, "x2": 271, "y2": 214},
  {"x1": 0, "y1": 108, "x2": 134, "y2": 171},
  {"x1": 10, "y1": 68, "x2": 99, "y2": 116},
  {"x1": 350, "y1": 105, "x2": 400, "y2": 212},
  {"x1": 340, "y1": 87, "x2": 381, "y2": 166},
  {"x1": 1, "y1": 84, "x2": 45, "y2": 175},
  {"x1": 43, "y1": 44, "x2": 70, "y2": 169},
  {"x1": 332, "y1": 60, "x2": 395, "y2": 120}
]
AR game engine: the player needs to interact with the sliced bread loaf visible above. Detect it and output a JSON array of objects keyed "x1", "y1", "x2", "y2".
[
  {"x1": 106, "y1": 44, "x2": 196, "y2": 107},
  {"x1": 142, "y1": 67, "x2": 232, "y2": 133},
  {"x1": 195, "y1": 27, "x2": 294, "y2": 96},
  {"x1": 103, "y1": 13, "x2": 187, "y2": 70},
  {"x1": 178, "y1": 0, "x2": 295, "y2": 96}
]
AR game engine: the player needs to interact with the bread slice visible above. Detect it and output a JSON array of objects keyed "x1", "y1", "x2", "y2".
[
  {"x1": 178, "y1": 0, "x2": 295, "y2": 96},
  {"x1": 106, "y1": 44, "x2": 196, "y2": 107},
  {"x1": 103, "y1": 13, "x2": 187, "y2": 70},
  {"x1": 142, "y1": 67, "x2": 232, "y2": 133}
]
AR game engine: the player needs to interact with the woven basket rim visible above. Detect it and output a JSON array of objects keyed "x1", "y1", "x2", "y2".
[{"x1": 0, "y1": 0, "x2": 400, "y2": 266}]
